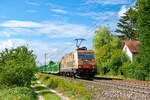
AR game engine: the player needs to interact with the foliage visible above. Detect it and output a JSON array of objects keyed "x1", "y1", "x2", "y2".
[
  {"x1": 93, "y1": 27, "x2": 113, "y2": 52},
  {"x1": 0, "y1": 87, "x2": 37, "y2": 100},
  {"x1": 93, "y1": 27, "x2": 125, "y2": 75},
  {"x1": 93, "y1": 27, "x2": 112, "y2": 74},
  {"x1": 110, "y1": 36, "x2": 122, "y2": 49},
  {"x1": 109, "y1": 50, "x2": 129, "y2": 75},
  {"x1": 0, "y1": 46, "x2": 37, "y2": 88},
  {"x1": 137, "y1": 0, "x2": 150, "y2": 81},
  {"x1": 116, "y1": 7, "x2": 139, "y2": 40},
  {"x1": 49, "y1": 61, "x2": 55, "y2": 65},
  {"x1": 120, "y1": 59, "x2": 146, "y2": 80},
  {"x1": 93, "y1": 0, "x2": 150, "y2": 81},
  {"x1": 95, "y1": 44, "x2": 110, "y2": 74}
]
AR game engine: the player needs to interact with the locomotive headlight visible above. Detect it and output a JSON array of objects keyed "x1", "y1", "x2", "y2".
[{"x1": 78, "y1": 66, "x2": 82, "y2": 68}]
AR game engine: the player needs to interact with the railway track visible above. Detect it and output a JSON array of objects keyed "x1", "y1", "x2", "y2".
[
  {"x1": 50, "y1": 74, "x2": 150, "y2": 94},
  {"x1": 57, "y1": 75, "x2": 150, "y2": 96},
  {"x1": 46, "y1": 74, "x2": 150, "y2": 99},
  {"x1": 74, "y1": 77, "x2": 150, "y2": 100},
  {"x1": 93, "y1": 79, "x2": 150, "y2": 95}
]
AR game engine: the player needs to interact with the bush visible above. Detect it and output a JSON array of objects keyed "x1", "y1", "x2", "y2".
[
  {"x1": 109, "y1": 50, "x2": 129, "y2": 75},
  {"x1": 120, "y1": 61, "x2": 134, "y2": 78},
  {"x1": 121, "y1": 59, "x2": 147, "y2": 80},
  {"x1": 0, "y1": 87, "x2": 37, "y2": 100},
  {"x1": 0, "y1": 46, "x2": 37, "y2": 88}
]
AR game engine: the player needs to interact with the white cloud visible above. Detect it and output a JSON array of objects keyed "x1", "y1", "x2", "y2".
[
  {"x1": 0, "y1": 16, "x2": 7, "y2": 19},
  {"x1": 118, "y1": 6, "x2": 128, "y2": 17},
  {"x1": 80, "y1": 11, "x2": 117, "y2": 21},
  {"x1": 25, "y1": 1, "x2": 40, "y2": 6},
  {"x1": 0, "y1": 39, "x2": 76, "y2": 65},
  {"x1": 79, "y1": 11, "x2": 119, "y2": 32},
  {"x1": 38, "y1": 23, "x2": 93, "y2": 38},
  {"x1": 87, "y1": 0, "x2": 129, "y2": 5},
  {"x1": 0, "y1": 20, "x2": 43, "y2": 28},
  {"x1": 0, "y1": 40, "x2": 13, "y2": 49},
  {"x1": 0, "y1": 39, "x2": 29, "y2": 52},
  {"x1": 0, "y1": 27, "x2": 35, "y2": 38},
  {"x1": 26, "y1": 10, "x2": 37, "y2": 13},
  {"x1": 0, "y1": 20, "x2": 93, "y2": 38},
  {"x1": 45, "y1": 2, "x2": 64, "y2": 9},
  {"x1": 51, "y1": 9, "x2": 68, "y2": 14}
]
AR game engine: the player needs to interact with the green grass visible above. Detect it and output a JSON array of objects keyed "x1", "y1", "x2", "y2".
[
  {"x1": 95, "y1": 74, "x2": 124, "y2": 79},
  {"x1": 33, "y1": 81, "x2": 61, "y2": 100},
  {"x1": 95, "y1": 74, "x2": 138, "y2": 80}
]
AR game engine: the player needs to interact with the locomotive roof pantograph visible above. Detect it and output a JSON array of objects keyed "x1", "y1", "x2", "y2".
[{"x1": 74, "y1": 38, "x2": 86, "y2": 50}]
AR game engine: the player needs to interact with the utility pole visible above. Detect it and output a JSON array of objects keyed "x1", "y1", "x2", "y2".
[{"x1": 44, "y1": 53, "x2": 47, "y2": 67}]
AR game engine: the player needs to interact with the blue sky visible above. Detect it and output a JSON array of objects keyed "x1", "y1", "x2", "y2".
[{"x1": 0, "y1": 0, "x2": 136, "y2": 65}]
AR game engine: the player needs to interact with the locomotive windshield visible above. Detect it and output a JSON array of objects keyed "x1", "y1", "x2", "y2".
[{"x1": 78, "y1": 52, "x2": 94, "y2": 59}]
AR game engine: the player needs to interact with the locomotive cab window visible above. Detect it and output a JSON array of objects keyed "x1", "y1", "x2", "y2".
[{"x1": 78, "y1": 52, "x2": 94, "y2": 59}]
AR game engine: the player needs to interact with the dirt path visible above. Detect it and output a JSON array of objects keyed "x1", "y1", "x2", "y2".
[
  {"x1": 37, "y1": 81, "x2": 70, "y2": 100},
  {"x1": 31, "y1": 85, "x2": 44, "y2": 100}
]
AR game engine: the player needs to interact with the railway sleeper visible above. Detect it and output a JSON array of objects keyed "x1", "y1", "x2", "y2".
[
  {"x1": 99, "y1": 82, "x2": 150, "y2": 95},
  {"x1": 82, "y1": 79, "x2": 150, "y2": 97},
  {"x1": 101, "y1": 80, "x2": 150, "y2": 92}
]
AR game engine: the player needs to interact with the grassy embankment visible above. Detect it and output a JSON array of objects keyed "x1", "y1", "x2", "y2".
[
  {"x1": 36, "y1": 73, "x2": 93, "y2": 100},
  {"x1": 36, "y1": 73, "x2": 127, "y2": 100},
  {"x1": 32, "y1": 80, "x2": 61, "y2": 100}
]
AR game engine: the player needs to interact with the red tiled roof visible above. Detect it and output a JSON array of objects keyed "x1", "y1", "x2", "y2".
[{"x1": 122, "y1": 40, "x2": 140, "y2": 53}]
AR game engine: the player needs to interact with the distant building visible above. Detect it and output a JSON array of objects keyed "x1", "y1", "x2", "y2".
[{"x1": 122, "y1": 40, "x2": 140, "y2": 61}]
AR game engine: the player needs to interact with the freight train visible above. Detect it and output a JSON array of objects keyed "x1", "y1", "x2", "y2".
[{"x1": 39, "y1": 47, "x2": 97, "y2": 77}]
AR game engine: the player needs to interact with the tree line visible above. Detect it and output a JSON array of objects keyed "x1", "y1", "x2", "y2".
[{"x1": 93, "y1": 0, "x2": 150, "y2": 81}]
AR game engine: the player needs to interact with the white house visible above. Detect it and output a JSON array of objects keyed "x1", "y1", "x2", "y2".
[{"x1": 122, "y1": 40, "x2": 140, "y2": 61}]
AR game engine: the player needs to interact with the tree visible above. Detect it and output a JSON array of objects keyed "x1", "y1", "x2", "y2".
[
  {"x1": 93, "y1": 27, "x2": 123, "y2": 75},
  {"x1": 0, "y1": 46, "x2": 37, "y2": 88},
  {"x1": 95, "y1": 43, "x2": 112, "y2": 74},
  {"x1": 116, "y1": 8, "x2": 139, "y2": 40},
  {"x1": 93, "y1": 27, "x2": 113, "y2": 74},
  {"x1": 49, "y1": 61, "x2": 55, "y2": 65},
  {"x1": 137, "y1": 0, "x2": 150, "y2": 81},
  {"x1": 93, "y1": 27, "x2": 113, "y2": 52},
  {"x1": 110, "y1": 36, "x2": 122, "y2": 49}
]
